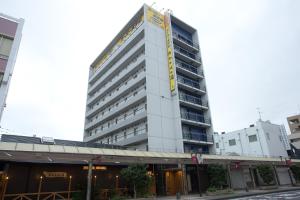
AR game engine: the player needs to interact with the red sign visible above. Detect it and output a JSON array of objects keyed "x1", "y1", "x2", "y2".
[
  {"x1": 191, "y1": 155, "x2": 198, "y2": 164},
  {"x1": 286, "y1": 159, "x2": 292, "y2": 166}
]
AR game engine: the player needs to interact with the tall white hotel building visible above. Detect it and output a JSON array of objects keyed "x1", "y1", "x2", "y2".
[{"x1": 83, "y1": 5, "x2": 214, "y2": 153}]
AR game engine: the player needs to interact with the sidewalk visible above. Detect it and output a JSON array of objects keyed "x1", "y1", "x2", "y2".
[{"x1": 131, "y1": 186, "x2": 300, "y2": 200}]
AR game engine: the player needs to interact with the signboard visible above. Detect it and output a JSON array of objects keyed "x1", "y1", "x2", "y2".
[
  {"x1": 164, "y1": 13, "x2": 176, "y2": 94},
  {"x1": 147, "y1": 7, "x2": 164, "y2": 29},
  {"x1": 191, "y1": 153, "x2": 203, "y2": 164},
  {"x1": 43, "y1": 171, "x2": 67, "y2": 178},
  {"x1": 93, "y1": 15, "x2": 144, "y2": 71}
]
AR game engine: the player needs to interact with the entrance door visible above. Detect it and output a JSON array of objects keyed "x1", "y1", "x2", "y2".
[{"x1": 165, "y1": 171, "x2": 183, "y2": 195}]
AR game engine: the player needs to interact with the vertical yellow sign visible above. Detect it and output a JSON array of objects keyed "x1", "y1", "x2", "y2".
[{"x1": 164, "y1": 14, "x2": 176, "y2": 93}]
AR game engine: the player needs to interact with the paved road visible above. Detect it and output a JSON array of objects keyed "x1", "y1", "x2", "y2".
[{"x1": 233, "y1": 190, "x2": 300, "y2": 200}]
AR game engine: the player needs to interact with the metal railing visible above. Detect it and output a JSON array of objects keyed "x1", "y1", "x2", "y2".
[
  {"x1": 173, "y1": 44, "x2": 200, "y2": 61},
  {"x1": 179, "y1": 93, "x2": 208, "y2": 107},
  {"x1": 177, "y1": 75, "x2": 200, "y2": 89},
  {"x1": 183, "y1": 132, "x2": 213, "y2": 143},
  {"x1": 3, "y1": 191, "x2": 81, "y2": 200},
  {"x1": 172, "y1": 31, "x2": 199, "y2": 49},
  {"x1": 175, "y1": 59, "x2": 203, "y2": 76},
  {"x1": 181, "y1": 111, "x2": 210, "y2": 124}
]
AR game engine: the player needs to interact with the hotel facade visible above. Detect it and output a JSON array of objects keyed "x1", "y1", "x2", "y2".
[
  {"x1": 83, "y1": 5, "x2": 214, "y2": 154},
  {"x1": 0, "y1": 13, "x2": 24, "y2": 121}
]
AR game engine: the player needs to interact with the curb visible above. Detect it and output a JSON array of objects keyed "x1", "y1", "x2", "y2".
[{"x1": 210, "y1": 187, "x2": 300, "y2": 200}]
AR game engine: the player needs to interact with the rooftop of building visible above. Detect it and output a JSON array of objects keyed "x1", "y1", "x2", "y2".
[
  {"x1": 0, "y1": 134, "x2": 125, "y2": 150},
  {"x1": 215, "y1": 119, "x2": 282, "y2": 136},
  {"x1": 287, "y1": 114, "x2": 300, "y2": 120}
]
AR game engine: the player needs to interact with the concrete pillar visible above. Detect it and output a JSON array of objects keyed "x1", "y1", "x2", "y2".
[
  {"x1": 181, "y1": 164, "x2": 188, "y2": 195},
  {"x1": 249, "y1": 167, "x2": 256, "y2": 189},
  {"x1": 288, "y1": 168, "x2": 295, "y2": 186},
  {"x1": 226, "y1": 164, "x2": 232, "y2": 189},
  {"x1": 86, "y1": 161, "x2": 93, "y2": 200},
  {"x1": 272, "y1": 165, "x2": 280, "y2": 186}
]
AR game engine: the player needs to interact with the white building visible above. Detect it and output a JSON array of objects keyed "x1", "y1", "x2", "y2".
[
  {"x1": 214, "y1": 120, "x2": 290, "y2": 158},
  {"x1": 83, "y1": 5, "x2": 214, "y2": 153},
  {"x1": 0, "y1": 14, "x2": 24, "y2": 121}
]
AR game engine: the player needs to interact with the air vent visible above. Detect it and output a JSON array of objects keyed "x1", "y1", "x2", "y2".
[{"x1": 41, "y1": 137, "x2": 55, "y2": 145}]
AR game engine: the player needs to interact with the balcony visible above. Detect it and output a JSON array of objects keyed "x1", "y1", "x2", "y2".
[
  {"x1": 179, "y1": 93, "x2": 208, "y2": 109},
  {"x1": 172, "y1": 31, "x2": 199, "y2": 50},
  {"x1": 173, "y1": 44, "x2": 201, "y2": 65},
  {"x1": 175, "y1": 59, "x2": 204, "y2": 78},
  {"x1": 181, "y1": 111, "x2": 211, "y2": 126},
  {"x1": 177, "y1": 75, "x2": 206, "y2": 94},
  {"x1": 183, "y1": 132, "x2": 213, "y2": 143},
  {"x1": 177, "y1": 75, "x2": 199, "y2": 88}
]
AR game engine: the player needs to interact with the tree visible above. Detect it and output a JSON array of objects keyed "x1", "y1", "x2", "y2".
[
  {"x1": 257, "y1": 165, "x2": 274, "y2": 185},
  {"x1": 207, "y1": 164, "x2": 227, "y2": 189},
  {"x1": 120, "y1": 164, "x2": 152, "y2": 198},
  {"x1": 290, "y1": 165, "x2": 300, "y2": 182}
]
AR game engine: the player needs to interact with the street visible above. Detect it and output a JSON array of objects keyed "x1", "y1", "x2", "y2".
[{"x1": 234, "y1": 190, "x2": 300, "y2": 200}]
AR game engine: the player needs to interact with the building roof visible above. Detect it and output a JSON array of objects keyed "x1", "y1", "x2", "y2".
[
  {"x1": 1, "y1": 134, "x2": 125, "y2": 149},
  {"x1": 0, "y1": 141, "x2": 298, "y2": 166}
]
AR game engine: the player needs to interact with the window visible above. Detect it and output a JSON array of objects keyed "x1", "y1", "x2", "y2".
[
  {"x1": 124, "y1": 131, "x2": 127, "y2": 139},
  {"x1": 229, "y1": 139, "x2": 236, "y2": 146},
  {"x1": 134, "y1": 128, "x2": 138, "y2": 136},
  {"x1": 279, "y1": 135, "x2": 283, "y2": 142},
  {"x1": 216, "y1": 143, "x2": 219, "y2": 148},
  {"x1": 115, "y1": 135, "x2": 118, "y2": 142},
  {"x1": 248, "y1": 135, "x2": 257, "y2": 143},
  {"x1": 0, "y1": 36, "x2": 13, "y2": 57}
]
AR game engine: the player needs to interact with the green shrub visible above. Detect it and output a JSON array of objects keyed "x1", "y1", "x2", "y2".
[
  {"x1": 207, "y1": 186, "x2": 217, "y2": 192},
  {"x1": 207, "y1": 164, "x2": 227, "y2": 189},
  {"x1": 257, "y1": 165, "x2": 274, "y2": 185},
  {"x1": 120, "y1": 164, "x2": 152, "y2": 198},
  {"x1": 290, "y1": 165, "x2": 300, "y2": 182}
]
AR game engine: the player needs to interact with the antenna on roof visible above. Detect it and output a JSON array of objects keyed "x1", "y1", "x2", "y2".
[{"x1": 256, "y1": 107, "x2": 262, "y2": 121}]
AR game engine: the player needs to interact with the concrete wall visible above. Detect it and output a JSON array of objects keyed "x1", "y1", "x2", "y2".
[
  {"x1": 214, "y1": 120, "x2": 288, "y2": 158},
  {"x1": 144, "y1": 7, "x2": 183, "y2": 153}
]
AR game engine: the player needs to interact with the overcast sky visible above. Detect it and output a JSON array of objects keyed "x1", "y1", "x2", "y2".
[{"x1": 1, "y1": 0, "x2": 299, "y2": 140}]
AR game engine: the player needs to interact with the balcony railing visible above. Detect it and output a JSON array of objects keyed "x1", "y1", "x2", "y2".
[
  {"x1": 181, "y1": 111, "x2": 210, "y2": 124},
  {"x1": 173, "y1": 44, "x2": 200, "y2": 61},
  {"x1": 172, "y1": 31, "x2": 199, "y2": 49},
  {"x1": 177, "y1": 75, "x2": 200, "y2": 89},
  {"x1": 179, "y1": 93, "x2": 208, "y2": 107},
  {"x1": 183, "y1": 132, "x2": 213, "y2": 143},
  {"x1": 175, "y1": 59, "x2": 203, "y2": 76}
]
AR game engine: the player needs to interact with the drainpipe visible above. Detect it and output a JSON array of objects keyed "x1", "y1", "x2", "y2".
[
  {"x1": 272, "y1": 165, "x2": 280, "y2": 186},
  {"x1": 238, "y1": 132, "x2": 244, "y2": 155}
]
